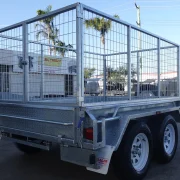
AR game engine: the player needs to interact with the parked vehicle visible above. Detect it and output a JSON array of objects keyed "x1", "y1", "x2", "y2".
[
  {"x1": 106, "y1": 81, "x2": 126, "y2": 95},
  {"x1": 85, "y1": 78, "x2": 103, "y2": 95},
  {"x1": 0, "y1": 3, "x2": 179, "y2": 180}
]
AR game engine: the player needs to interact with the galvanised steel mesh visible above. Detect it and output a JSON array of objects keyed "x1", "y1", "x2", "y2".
[
  {"x1": 83, "y1": 7, "x2": 179, "y2": 104},
  {"x1": 0, "y1": 3, "x2": 178, "y2": 105}
]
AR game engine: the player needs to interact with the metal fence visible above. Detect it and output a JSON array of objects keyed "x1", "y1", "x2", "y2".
[
  {"x1": 0, "y1": 3, "x2": 179, "y2": 106},
  {"x1": 0, "y1": 4, "x2": 78, "y2": 103},
  {"x1": 83, "y1": 4, "x2": 179, "y2": 105}
]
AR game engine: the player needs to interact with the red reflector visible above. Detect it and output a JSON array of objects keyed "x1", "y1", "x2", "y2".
[{"x1": 84, "y1": 128, "x2": 93, "y2": 140}]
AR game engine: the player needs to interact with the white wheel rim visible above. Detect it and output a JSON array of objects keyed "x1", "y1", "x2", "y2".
[
  {"x1": 163, "y1": 124, "x2": 175, "y2": 155},
  {"x1": 131, "y1": 133, "x2": 149, "y2": 171}
]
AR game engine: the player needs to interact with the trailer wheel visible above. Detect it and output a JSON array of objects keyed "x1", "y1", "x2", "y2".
[
  {"x1": 156, "y1": 116, "x2": 178, "y2": 163},
  {"x1": 112, "y1": 123, "x2": 153, "y2": 180},
  {"x1": 15, "y1": 143, "x2": 41, "y2": 154}
]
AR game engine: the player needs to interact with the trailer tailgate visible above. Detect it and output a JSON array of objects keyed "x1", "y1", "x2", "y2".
[{"x1": 0, "y1": 103, "x2": 75, "y2": 141}]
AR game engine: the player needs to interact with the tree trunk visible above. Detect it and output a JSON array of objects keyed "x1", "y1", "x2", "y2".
[
  {"x1": 103, "y1": 35, "x2": 106, "y2": 97},
  {"x1": 61, "y1": 51, "x2": 65, "y2": 57},
  {"x1": 103, "y1": 35, "x2": 106, "y2": 79},
  {"x1": 48, "y1": 32, "x2": 51, "y2": 56},
  {"x1": 47, "y1": 25, "x2": 52, "y2": 56},
  {"x1": 101, "y1": 35, "x2": 105, "y2": 46},
  {"x1": 53, "y1": 41, "x2": 56, "y2": 56}
]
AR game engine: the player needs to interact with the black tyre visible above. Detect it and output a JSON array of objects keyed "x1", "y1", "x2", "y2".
[
  {"x1": 155, "y1": 115, "x2": 178, "y2": 163},
  {"x1": 112, "y1": 122, "x2": 153, "y2": 180},
  {"x1": 15, "y1": 143, "x2": 41, "y2": 154}
]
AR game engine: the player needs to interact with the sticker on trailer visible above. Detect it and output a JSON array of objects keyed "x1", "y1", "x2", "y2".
[
  {"x1": 97, "y1": 158, "x2": 108, "y2": 168},
  {"x1": 87, "y1": 145, "x2": 115, "y2": 175}
]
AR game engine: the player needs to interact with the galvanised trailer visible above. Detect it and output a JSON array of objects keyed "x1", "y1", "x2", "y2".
[{"x1": 0, "y1": 3, "x2": 180, "y2": 180}]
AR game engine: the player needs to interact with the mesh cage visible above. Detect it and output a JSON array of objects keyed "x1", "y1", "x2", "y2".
[
  {"x1": 83, "y1": 7, "x2": 179, "y2": 104},
  {"x1": 0, "y1": 3, "x2": 179, "y2": 105},
  {"x1": 28, "y1": 8, "x2": 77, "y2": 101},
  {"x1": 0, "y1": 5, "x2": 77, "y2": 103},
  {"x1": 131, "y1": 28, "x2": 158, "y2": 99},
  {"x1": 0, "y1": 27, "x2": 23, "y2": 101},
  {"x1": 160, "y1": 40, "x2": 178, "y2": 97}
]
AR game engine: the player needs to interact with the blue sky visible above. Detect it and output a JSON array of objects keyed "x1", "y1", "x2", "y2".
[{"x1": 0, "y1": 0, "x2": 180, "y2": 44}]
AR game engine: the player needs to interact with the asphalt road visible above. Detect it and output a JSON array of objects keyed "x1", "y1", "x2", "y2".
[{"x1": 0, "y1": 126, "x2": 180, "y2": 180}]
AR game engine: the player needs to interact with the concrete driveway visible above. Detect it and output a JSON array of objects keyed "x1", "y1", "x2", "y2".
[{"x1": 0, "y1": 126, "x2": 180, "y2": 180}]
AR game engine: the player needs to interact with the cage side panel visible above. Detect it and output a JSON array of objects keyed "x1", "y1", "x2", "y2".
[
  {"x1": 83, "y1": 9, "x2": 128, "y2": 103},
  {"x1": 0, "y1": 27, "x2": 24, "y2": 101},
  {"x1": 27, "y1": 8, "x2": 77, "y2": 102},
  {"x1": 160, "y1": 40, "x2": 178, "y2": 97},
  {"x1": 131, "y1": 28, "x2": 158, "y2": 99},
  {"x1": 83, "y1": 8, "x2": 179, "y2": 104}
]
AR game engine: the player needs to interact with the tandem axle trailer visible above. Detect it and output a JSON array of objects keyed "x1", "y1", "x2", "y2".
[{"x1": 0, "y1": 3, "x2": 180, "y2": 180}]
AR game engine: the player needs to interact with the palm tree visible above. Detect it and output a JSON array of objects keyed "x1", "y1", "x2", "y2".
[
  {"x1": 55, "y1": 40, "x2": 74, "y2": 57},
  {"x1": 35, "y1": 5, "x2": 74, "y2": 57},
  {"x1": 84, "y1": 68, "x2": 96, "y2": 79},
  {"x1": 35, "y1": 5, "x2": 58, "y2": 54},
  {"x1": 84, "y1": 14, "x2": 119, "y2": 53},
  {"x1": 85, "y1": 15, "x2": 120, "y2": 92}
]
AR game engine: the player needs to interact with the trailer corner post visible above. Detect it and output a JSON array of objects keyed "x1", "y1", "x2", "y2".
[
  {"x1": 103, "y1": 55, "x2": 107, "y2": 98},
  {"x1": 137, "y1": 52, "x2": 140, "y2": 97},
  {"x1": 177, "y1": 46, "x2": 180, "y2": 97},
  {"x1": 40, "y1": 44, "x2": 44, "y2": 99},
  {"x1": 157, "y1": 38, "x2": 161, "y2": 98},
  {"x1": 23, "y1": 22, "x2": 29, "y2": 102},
  {"x1": 76, "y1": 3, "x2": 84, "y2": 106},
  {"x1": 127, "y1": 25, "x2": 131, "y2": 100}
]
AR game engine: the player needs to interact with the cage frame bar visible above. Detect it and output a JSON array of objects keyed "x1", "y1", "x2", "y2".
[
  {"x1": 22, "y1": 23, "x2": 29, "y2": 102},
  {"x1": 157, "y1": 38, "x2": 161, "y2": 98}
]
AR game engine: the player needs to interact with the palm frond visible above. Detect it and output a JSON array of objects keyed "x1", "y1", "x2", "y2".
[
  {"x1": 55, "y1": 40, "x2": 74, "y2": 57},
  {"x1": 36, "y1": 30, "x2": 48, "y2": 40},
  {"x1": 85, "y1": 18, "x2": 102, "y2": 31},
  {"x1": 85, "y1": 17, "x2": 112, "y2": 33},
  {"x1": 36, "y1": 5, "x2": 54, "y2": 24},
  {"x1": 55, "y1": 28, "x2": 59, "y2": 35},
  {"x1": 36, "y1": 5, "x2": 73, "y2": 56},
  {"x1": 85, "y1": 17, "x2": 113, "y2": 45},
  {"x1": 50, "y1": 21, "x2": 54, "y2": 30},
  {"x1": 84, "y1": 15, "x2": 119, "y2": 45},
  {"x1": 114, "y1": 14, "x2": 120, "y2": 19},
  {"x1": 46, "y1": 5, "x2": 52, "y2": 13},
  {"x1": 66, "y1": 44, "x2": 73, "y2": 49},
  {"x1": 34, "y1": 23, "x2": 47, "y2": 31},
  {"x1": 36, "y1": 9, "x2": 46, "y2": 16}
]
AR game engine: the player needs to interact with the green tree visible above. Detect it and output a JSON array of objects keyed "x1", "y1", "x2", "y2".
[
  {"x1": 84, "y1": 68, "x2": 96, "y2": 79},
  {"x1": 55, "y1": 40, "x2": 74, "y2": 57},
  {"x1": 35, "y1": 5, "x2": 58, "y2": 54},
  {"x1": 106, "y1": 66, "x2": 126, "y2": 83},
  {"x1": 106, "y1": 64, "x2": 136, "y2": 84},
  {"x1": 85, "y1": 15, "x2": 120, "y2": 88},
  {"x1": 35, "y1": 5, "x2": 73, "y2": 57},
  {"x1": 84, "y1": 15, "x2": 119, "y2": 52}
]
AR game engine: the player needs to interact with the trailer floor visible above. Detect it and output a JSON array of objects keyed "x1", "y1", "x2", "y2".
[
  {"x1": 0, "y1": 125, "x2": 180, "y2": 180},
  {"x1": 0, "y1": 92, "x2": 178, "y2": 106}
]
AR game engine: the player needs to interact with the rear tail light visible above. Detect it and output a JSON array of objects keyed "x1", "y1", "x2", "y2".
[{"x1": 84, "y1": 127, "x2": 93, "y2": 140}]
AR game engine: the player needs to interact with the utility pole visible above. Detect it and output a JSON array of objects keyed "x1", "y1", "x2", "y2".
[
  {"x1": 135, "y1": 3, "x2": 141, "y2": 27},
  {"x1": 135, "y1": 3, "x2": 141, "y2": 52},
  {"x1": 135, "y1": 2, "x2": 142, "y2": 95}
]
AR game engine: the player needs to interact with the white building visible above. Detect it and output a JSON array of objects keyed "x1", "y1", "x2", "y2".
[{"x1": 0, "y1": 49, "x2": 77, "y2": 98}]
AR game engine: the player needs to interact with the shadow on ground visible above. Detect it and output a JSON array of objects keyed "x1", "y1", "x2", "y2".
[{"x1": 0, "y1": 125, "x2": 180, "y2": 180}]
